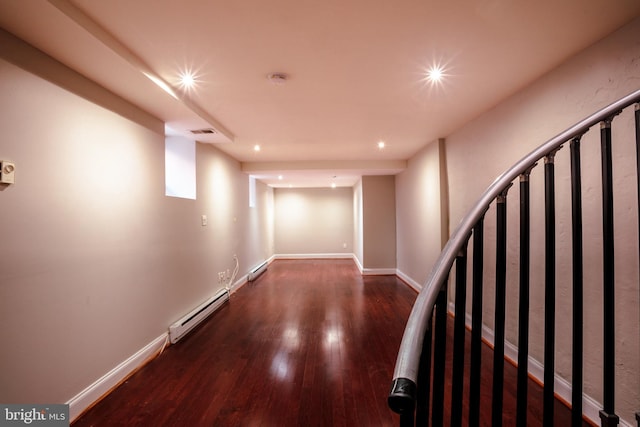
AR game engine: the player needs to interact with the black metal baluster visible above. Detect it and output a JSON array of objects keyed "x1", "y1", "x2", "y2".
[
  {"x1": 469, "y1": 218, "x2": 485, "y2": 427},
  {"x1": 599, "y1": 117, "x2": 620, "y2": 427},
  {"x1": 636, "y1": 104, "x2": 640, "y2": 427},
  {"x1": 451, "y1": 245, "x2": 469, "y2": 427},
  {"x1": 432, "y1": 285, "x2": 448, "y2": 427},
  {"x1": 399, "y1": 410, "x2": 414, "y2": 427},
  {"x1": 570, "y1": 136, "x2": 584, "y2": 427},
  {"x1": 492, "y1": 185, "x2": 511, "y2": 427},
  {"x1": 517, "y1": 166, "x2": 534, "y2": 427},
  {"x1": 543, "y1": 149, "x2": 559, "y2": 427},
  {"x1": 416, "y1": 316, "x2": 433, "y2": 427}
]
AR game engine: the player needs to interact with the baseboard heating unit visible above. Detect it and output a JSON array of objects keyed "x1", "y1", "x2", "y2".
[
  {"x1": 247, "y1": 260, "x2": 268, "y2": 282},
  {"x1": 168, "y1": 289, "x2": 229, "y2": 344}
]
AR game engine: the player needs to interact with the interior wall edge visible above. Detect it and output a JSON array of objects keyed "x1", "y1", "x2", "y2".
[
  {"x1": 438, "y1": 137, "x2": 450, "y2": 249},
  {"x1": 0, "y1": 28, "x2": 164, "y2": 135},
  {"x1": 395, "y1": 269, "x2": 423, "y2": 293}
]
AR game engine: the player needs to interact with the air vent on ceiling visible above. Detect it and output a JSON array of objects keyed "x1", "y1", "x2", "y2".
[{"x1": 190, "y1": 128, "x2": 217, "y2": 135}]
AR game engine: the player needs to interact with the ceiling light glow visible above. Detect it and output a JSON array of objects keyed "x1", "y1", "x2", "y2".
[
  {"x1": 378, "y1": 141, "x2": 385, "y2": 149},
  {"x1": 180, "y1": 71, "x2": 195, "y2": 88},
  {"x1": 331, "y1": 183, "x2": 337, "y2": 189},
  {"x1": 254, "y1": 145, "x2": 261, "y2": 152},
  {"x1": 176, "y1": 66, "x2": 202, "y2": 92},
  {"x1": 420, "y1": 57, "x2": 453, "y2": 91},
  {"x1": 427, "y1": 66, "x2": 444, "y2": 83}
]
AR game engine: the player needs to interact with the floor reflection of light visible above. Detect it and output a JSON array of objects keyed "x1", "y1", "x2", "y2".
[
  {"x1": 323, "y1": 326, "x2": 343, "y2": 347},
  {"x1": 270, "y1": 350, "x2": 290, "y2": 381},
  {"x1": 322, "y1": 326, "x2": 344, "y2": 379},
  {"x1": 283, "y1": 327, "x2": 299, "y2": 349}
]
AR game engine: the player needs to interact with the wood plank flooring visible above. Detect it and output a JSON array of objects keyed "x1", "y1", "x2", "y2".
[{"x1": 72, "y1": 259, "x2": 582, "y2": 426}]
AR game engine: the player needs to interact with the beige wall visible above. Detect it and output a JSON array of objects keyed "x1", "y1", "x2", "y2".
[
  {"x1": 443, "y1": 17, "x2": 640, "y2": 423},
  {"x1": 353, "y1": 179, "x2": 364, "y2": 265},
  {"x1": 361, "y1": 175, "x2": 397, "y2": 270},
  {"x1": 273, "y1": 187, "x2": 353, "y2": 255},
  {"x1": 272, "y1": 179, "x2": 397, "y2": 270},
  {"x1": 0, "y1": 42, "x2": 273, "y2": 408},
  {"x1": 395, "y1": 140, "x2": 447, "y2": 287}
]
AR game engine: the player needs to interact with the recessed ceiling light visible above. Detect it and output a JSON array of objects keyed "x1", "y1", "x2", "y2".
[
  {"x1": 177, "y1": 67, "x2": 201, "y2": 92},
  {"x1": 180, "y1": 71, "x2": 195, "y2": 88},
  {"x1": 278, "y1": 175, "x2": 283, "y2": 180},
  {"x1": 378, "y1": 141, "x2": 385, "y2": 149},
  {"x1": 254, "y1": 145, "x2": 261, "y2": 152},
  {"x1": 426, "y1": 66, "x2": 444, "y2": 83},
  {"x1": 422, "y1": 59, "x2": 452, "y2": 89}
]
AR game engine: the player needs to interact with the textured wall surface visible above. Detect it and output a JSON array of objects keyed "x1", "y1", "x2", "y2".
[{"x1": 444, "y1": 17, "x2": 640, "y2": 423}]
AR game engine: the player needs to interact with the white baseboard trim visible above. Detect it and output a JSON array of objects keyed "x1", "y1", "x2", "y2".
[
  {"x1": 229, "y1": 275, "x2": 248, "y2": 295},
  {"x1": 362, "y1": 267, "x2": 397, "y2": 276},
  {"x1": 446, "y1": 303, "x2": 633, "y2": 426},
  {"x1": 395, "y1": 269, "x2": 423, "y2": 292},
  {"x1": 272, "y1": 255, "x2": 403, "y2": 279},
  {"x1": 230, "y1": 256, "x2": 279, "y2": 293},
  {"x1": 66, "y1": 333, "x2": 168, "y2": 422},
  {"x1": 352, "y1": 254, "x2": 364, "y2": 273},
  {"x1": 273, "y1": 253, "x2": 354, "y2": 260}
]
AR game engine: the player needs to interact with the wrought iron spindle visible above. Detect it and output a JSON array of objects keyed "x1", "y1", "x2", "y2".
[
  {"x1": 570, "y1": 136, "x2": 584, "y2": 427},
  {"x1": 432, "y1": 286, "x2": 448, "y2": 427},
  {"x1": 451, "y1": 246, "x2": 469, "y2": 427},
  {"x1": 599, "y1": 117, "x2": 619, "y2": 427},
  {"x1": 517, "y1": 167, "x2": 534, "y2": 427},
  {"x1": 388, "y1": 89, "x2": 640, "y2": 427},
  {"x1": 469, "y1": 218, "x2": 485, "y2": 427},
  {"x1": 636, "y1": 104, "x2": 640, "y2": 427},
  {"x1": 399, "y1": 410, "x2": 414, "y2": 427},
  {"x1": 416, "y1": 316, "x2": 433, "y2": 426},
  {"x1": 492, "y1": 186, "x2": 511, "y2": 427},
  {"x1": 543, "y1": 149, "x2": 559, "y2": 427}
]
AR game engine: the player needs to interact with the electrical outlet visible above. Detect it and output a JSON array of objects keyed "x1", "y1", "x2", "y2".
[{"x1": 0, "y1": 160, "x2": 15, "y2": 184}]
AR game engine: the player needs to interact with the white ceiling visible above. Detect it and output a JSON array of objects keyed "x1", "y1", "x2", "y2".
[{"x1": 1, "y1": 0, "x2": 639, "y2": 187}]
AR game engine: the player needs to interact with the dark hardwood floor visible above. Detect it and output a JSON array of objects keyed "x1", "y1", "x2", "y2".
[{"x1": 73, "y1": 259, "x2": 585, "y2": 426}]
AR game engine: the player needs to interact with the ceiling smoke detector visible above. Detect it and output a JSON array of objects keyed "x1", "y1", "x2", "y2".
[{"x1": 267, "y1": 72, "x2": 288, "y2": 85}]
